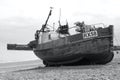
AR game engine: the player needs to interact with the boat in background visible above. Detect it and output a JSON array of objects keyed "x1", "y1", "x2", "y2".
[{"x1": 7, "y1": 7, "x2": 114, "y2": 66}]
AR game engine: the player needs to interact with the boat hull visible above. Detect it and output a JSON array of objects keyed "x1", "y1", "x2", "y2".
[
  {"x1": 35, "y1": 51, "x2": 114, "y2": 66},
  {"x1": 34, "y1": 26, "x2": 114, "y2": 66}
]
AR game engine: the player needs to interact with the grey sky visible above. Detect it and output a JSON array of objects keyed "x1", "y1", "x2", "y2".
[{"x1": 0, "y1": 0, "x2": 120, "y2": 63}]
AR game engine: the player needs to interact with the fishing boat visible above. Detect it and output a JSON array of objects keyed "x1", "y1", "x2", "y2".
[{"x1": 7, "y1": 8, "x2": 114, "y2": 66}]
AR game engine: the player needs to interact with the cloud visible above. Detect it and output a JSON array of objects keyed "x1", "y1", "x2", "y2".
[{"x1": 0, "y1": 17, "x2": 41, "y2": 43}]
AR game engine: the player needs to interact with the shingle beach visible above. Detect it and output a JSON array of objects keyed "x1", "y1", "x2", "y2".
[{"x1": 0, "y1": 52, "x2": 120, "y2": 80}]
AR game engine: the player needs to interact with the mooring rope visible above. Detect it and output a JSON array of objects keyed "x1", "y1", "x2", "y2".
[{"x1": 114, "y1": 34, "x2": 120, "y2": 54}]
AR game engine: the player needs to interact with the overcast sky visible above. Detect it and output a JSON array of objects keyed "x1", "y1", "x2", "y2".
[{"x1": 0, "y1": 0, "x2": 120, "y2": 63}]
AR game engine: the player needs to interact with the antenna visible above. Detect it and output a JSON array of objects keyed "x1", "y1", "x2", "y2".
[
  {"x1": 59, "y1": 8, "x2": 61, "y2": 22},
  {"x1": 53, "y1": 23, "x2": 55, "y2": 31},
  {"x1": 58, "y1": 8, "x2": 61, "y2": 26}
]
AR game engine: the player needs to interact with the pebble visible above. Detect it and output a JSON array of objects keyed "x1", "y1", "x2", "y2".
[{"x1": 0, "y1": 55, "x2": 120, "y2": 80}]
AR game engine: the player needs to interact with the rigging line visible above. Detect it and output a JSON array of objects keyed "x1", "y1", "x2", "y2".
[
  {"x1": 114, "y1": 34, "x2": 120, "y2": 45},
  {"x1": 114, "y1": 34, "x2": 120, "y2": 54},
  {"x1": 59, "y1": 8, "x2": 61, "y2": 22}
]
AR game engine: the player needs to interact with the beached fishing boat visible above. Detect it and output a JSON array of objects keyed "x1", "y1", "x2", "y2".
[{"x1": 7, "y1": 8, "x2": 114, "y2": 66}]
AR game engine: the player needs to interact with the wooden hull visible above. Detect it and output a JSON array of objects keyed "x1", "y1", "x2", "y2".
[{"x1": 34, "y1": 26, "x2": 114, "y2": 66}]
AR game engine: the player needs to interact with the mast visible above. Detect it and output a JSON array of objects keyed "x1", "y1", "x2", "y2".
[
  {"x1": 41, "y1": 7, "x2": 53, "y2": 32},
  {"x1": 58, "y1": 8, "x2": 61, "y2": 27}
]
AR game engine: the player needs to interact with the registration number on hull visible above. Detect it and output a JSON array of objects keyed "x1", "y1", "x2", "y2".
[{"x1": 83, "y1": 31, "x2": 98, "y2": 39}]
